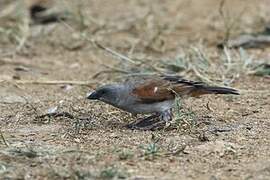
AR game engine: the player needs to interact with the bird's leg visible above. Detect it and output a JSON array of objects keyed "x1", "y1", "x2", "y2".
[
  {"x1": 130, "y1": 111, "x2": 173, "y2": 130},
  {"x1": 126, "y1": 113, "x2": 160, "y2": 129},
  {"x1": 160, "y1": 109, "x2": 173, "y2": 122}
]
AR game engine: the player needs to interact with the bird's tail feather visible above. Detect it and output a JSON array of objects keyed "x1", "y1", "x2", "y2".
[
  {"x1": 204, "y1": 86, "x2": 239, "y2": 95},
  {"x1": 190, "y1": 86, "x2": 240, "y2": 96}
]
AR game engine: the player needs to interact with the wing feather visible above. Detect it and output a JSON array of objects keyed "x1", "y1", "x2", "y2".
[{"x1": 131, "y1": 75, "x2": 238, "y2": 103}]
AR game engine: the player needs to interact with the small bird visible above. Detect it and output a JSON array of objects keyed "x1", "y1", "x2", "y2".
[{"x1": 87, "y1": 75, "x2": 239, "y2": 123}]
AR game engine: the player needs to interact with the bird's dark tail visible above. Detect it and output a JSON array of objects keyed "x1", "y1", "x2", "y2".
[
  {"x1": 160, "y1": 75, "x2": 240, "y2": 96},
  {"x1": 190, "y1": 86, "x2": 240, "y2": 97},
  {"x1": 204, "y1": 86, "x2": 240, "y2": 95}
]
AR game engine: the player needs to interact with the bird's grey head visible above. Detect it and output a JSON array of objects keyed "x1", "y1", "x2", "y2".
[{"x1": 87, "y1": 84, "x2": 124, "y2": 106}]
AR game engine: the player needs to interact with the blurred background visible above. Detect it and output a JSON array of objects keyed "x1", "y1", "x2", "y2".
[{"x1": 0, "y1": 0, "x2": 270, "y2": 85}]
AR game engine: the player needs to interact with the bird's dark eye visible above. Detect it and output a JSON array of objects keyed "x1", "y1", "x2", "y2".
[
  {"x1": 99, "y1": 89, "x2": 108, "y2": 95},
  {"x1": 101, "y1": 90, "x2": 106, "y2": 94}
]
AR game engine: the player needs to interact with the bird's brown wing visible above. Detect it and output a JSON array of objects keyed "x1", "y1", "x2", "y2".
[
  {"x1": 131, "y1": 76, "x2": 204, "y2": 103},
  {"x1": 131, "y1": 75, "x2": 239, "y2": 103},
  {"x1": 132, "y1": 79, "x2": 173, "y2": 103}
]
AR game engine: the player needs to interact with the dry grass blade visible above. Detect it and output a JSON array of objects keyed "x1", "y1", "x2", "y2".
[
  {"x1": 218, "y1": 0, "x2": 248, "y2": 43},
  {"x1": 0, "y1": 1, "x2": 30, "y2": 56},
  {"x1": 190, "y1": 65, "x2": 217, "y2": 85},
  {"x1": 93, "y1": 41, "x2": 139, "y2": 65},
  {"x1": 0, "y1": 130, "x2": 8, "y2": 147},
  {"x1": 0, "y1": 1, "x2": 18, "y2": 18},
  {"x1": 1, "y1": 80, "x2": 95, "y2": 86},
  {"x1": 60, "y1": 20, "x2": 139, "y2": 66}
]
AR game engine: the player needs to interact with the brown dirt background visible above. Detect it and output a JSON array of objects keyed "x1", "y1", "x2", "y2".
[{"x1": 0, "y1": 0, "x2": 270, "y2": 179}]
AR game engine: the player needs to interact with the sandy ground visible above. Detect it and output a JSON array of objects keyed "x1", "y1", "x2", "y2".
[{"x1": 0, "y1": 0, "x2": 270, "y2": 179}]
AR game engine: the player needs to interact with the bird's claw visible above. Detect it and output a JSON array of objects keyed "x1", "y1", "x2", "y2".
[{"x1": 125, "y1": 114, "x2": 164, "y2": 130}]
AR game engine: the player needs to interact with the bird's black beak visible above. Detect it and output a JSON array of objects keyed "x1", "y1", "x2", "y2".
[{"x1": 87, "y1": 91, "x2": 99, "y2": 100}]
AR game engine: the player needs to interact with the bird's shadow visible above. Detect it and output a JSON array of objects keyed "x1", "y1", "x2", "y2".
[{"x1": 125, "y1": 114, "x2": 166, "y2": 130}]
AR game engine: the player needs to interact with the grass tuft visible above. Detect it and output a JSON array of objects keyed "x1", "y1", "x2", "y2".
[
  {"x1": 99, "y1": 166, "x2": 128, "y2": 179},
  {"x1": 118, "y1": 149, "x2": 134, "y2": 161},
  {"x1": 140, "y1": 142, "x2": 160, "y2": 161}
]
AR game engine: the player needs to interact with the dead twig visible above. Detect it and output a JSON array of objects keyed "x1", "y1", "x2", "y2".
[
  {"x1": 92, "y1": 70, "x2": 125, "y2": 79},
  {"x1": 60, "y1": 21, "x2": 139, "y2": 65},
  {"x1": 1, "y1": 80, "x2": 95, "y2": 86},
  {"x1": 0, "y1": 58, "x2": 37, "y2": 68},
  {"x1": 0, "y1": 130, "x2": 9, "y2": 147},
  {"x1": 93, "y1": 41, "x2": 138, "y2": 65}
]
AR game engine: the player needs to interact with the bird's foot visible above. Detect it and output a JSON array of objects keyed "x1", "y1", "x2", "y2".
[
  {"x1": 126, "y1": 110, "x2": 173, "y2": 130},
  {"x1": 125, "y1": 114, "x2": 165, "y2": 130},
  {"x1": 160, "y1": 109, "x2": 173, "y2": 122}
]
